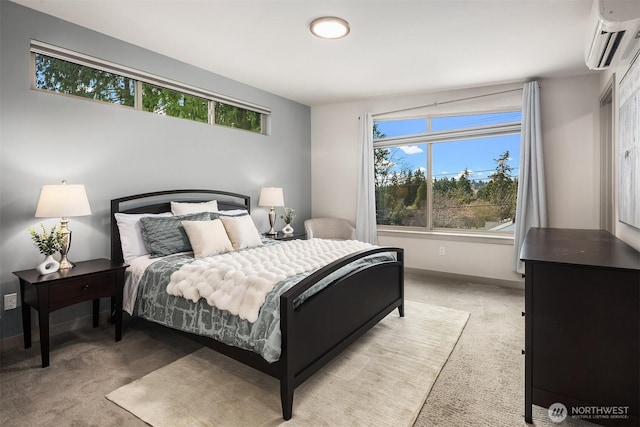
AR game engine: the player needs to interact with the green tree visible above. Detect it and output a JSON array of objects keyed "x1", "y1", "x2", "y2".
[
  {"x1": 374, "y1": 147, "x2": 393, "y2": 188},
  {"x1": 373, "y1": 124, "x2": 392, "y2": 188},
  {"x1": 373, "y1": 123, "x2": 398, "y2": 224},
  {"x1": 455, "y1": 169, "x2": 474, "y2": 203},
  {"x1": 477, "y1": 151, "x2": 518, "y2": 221},
  {"x1": 142, "y1": 84, "x2": 208, "y2": 123},
  {"x1": 404, "y1": 169, "x2": 415, "y2": 206},
  {"x1": 433, "y1": 177, "x2": 456, "y2": 198},
  {"x1": 214, "y1": 103, "x2": 262, "y2": 132},
  {"x1": 414, "y1": 181, "x2": 427, "y2": 208},
  {"x1": 35, "y1": 54, "x2": 135, "y2": 105},
  {"x1": 405, "y1": 168, "x2": 427, "y2": 208}
]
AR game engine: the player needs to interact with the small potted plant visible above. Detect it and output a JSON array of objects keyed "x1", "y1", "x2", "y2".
[
  {"x1": 280, "y1": 207, "x2": 296, "y2": 234},
  {"x1": 29, "y1": 224, "x2": 62, "y2": 274}
]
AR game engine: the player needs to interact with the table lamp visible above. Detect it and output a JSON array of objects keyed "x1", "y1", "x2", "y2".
[
  {"x1": 35, "y1": 180, "x2": 92, "y2": 269},
  {"x1": 258, "y1": 187, "x2": 284, "y2": 235}
]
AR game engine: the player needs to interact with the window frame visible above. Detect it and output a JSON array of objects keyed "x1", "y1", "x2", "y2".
[
  {"x1": 30, "y1": 39, "x2": 270, "y2": 134},
  {"x1": 373, "y1": 109, "x2": 521, "y2": 237}
]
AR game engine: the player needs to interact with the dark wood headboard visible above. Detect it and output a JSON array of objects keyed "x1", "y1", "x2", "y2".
[{"x1": 110, "y1": 189, "x2": 251, "y2": 263}]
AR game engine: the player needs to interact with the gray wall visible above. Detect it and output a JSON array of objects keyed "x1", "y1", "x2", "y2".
[{"x1": 0, "y1": 1, "x2": 311, "y2": 339}]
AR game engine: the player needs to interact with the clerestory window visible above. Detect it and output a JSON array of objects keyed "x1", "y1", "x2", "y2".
[{"x1": 31, "y1": 40, "x2": 269, "y2": 134}]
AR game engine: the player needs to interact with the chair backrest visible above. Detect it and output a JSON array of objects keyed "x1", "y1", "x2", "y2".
[{"x1": 304, "y1": 217, "x2": 356, "y2": 240}]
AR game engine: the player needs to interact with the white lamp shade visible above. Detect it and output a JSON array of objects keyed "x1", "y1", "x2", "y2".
[
  {"x1": 35, "y1": 183, "x2": 92, "y2": 218},
  {"x1": 258, "y1": 187, "x2": 284, "y2": 207}
]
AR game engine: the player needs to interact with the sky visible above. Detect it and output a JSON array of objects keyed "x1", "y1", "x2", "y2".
[{"x1": 375, "y1": 112, "x2": 521, "y2": 182}]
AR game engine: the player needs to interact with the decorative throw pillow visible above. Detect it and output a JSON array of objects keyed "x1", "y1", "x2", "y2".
[
  {"x1": 219, "y1": 214, "x2": 263, "y2": 250},
  {"x1": 170, "y1": 200, "x2": 219, "y2": 215},
  {"x1": 182, "y1": 219, "x2": 233, "y2": 258},
  {"x1": 114, "y1": 212, "x2": 172, "y2": 263},
  {"x1": 139, "y1": 212, "x2": 211, "y2": 258}
]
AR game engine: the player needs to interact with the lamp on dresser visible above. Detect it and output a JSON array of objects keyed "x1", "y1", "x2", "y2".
[
  {"x1": 258, "y1": 187, "x2": 284, "y2": 235},
  {"x1": 35, "y1": 180, "x2": 92, "y2": 269}
]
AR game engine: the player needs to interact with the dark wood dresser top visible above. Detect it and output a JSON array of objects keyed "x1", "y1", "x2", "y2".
[{"x1": 520, "y1": 227, "x2": 640, "y2": 271}]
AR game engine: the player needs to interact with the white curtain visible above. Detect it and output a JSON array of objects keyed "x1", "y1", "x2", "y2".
[
  {"x1": 356, "y1": 112, "x2": 378, "y2": 244},
  {"x1": 513, "y1": 81, "x2": 547, "y2": 274}
]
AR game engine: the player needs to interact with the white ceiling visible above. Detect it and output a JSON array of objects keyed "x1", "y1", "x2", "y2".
[{"x1": 12, "y1": 0, "x2": 597, "y2": 106}]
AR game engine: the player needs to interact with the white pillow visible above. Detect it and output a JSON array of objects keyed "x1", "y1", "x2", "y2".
[
  {"x1": 219, "y1": 215, "x2": 263, "y2": 250},
  {"x1": 114, "y1": 212, "x2": 172, "y2": 263},
  {"x1": 171, "y1": 200, "x2": 219, "y2": 215},
  {"x1": 181, "y1": 219, "x2": 233, "y2": 258}
]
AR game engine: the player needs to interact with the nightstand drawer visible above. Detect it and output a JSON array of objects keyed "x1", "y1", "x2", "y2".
[{"x1": 49, "y1": 272, "x2": 116, "y2": 307}]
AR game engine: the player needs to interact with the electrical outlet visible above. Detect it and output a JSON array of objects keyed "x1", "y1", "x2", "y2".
[
  {"x1": 439, "y1": 246, "x2": 446, "y2": 256},
  {"x1": 4, "y1": 293, "x2": 17, "y2": 310}
]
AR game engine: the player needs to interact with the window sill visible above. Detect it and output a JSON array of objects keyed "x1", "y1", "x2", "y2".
[{"x1": 377, "y1": 227, "x2": 514, "y2": 245}]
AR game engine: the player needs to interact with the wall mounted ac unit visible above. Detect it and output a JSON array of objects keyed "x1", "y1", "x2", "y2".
[{"x1": 585, "y1": 0, "x2": 640, "y2": 70}]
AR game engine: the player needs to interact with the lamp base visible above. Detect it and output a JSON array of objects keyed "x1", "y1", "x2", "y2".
[
  {"x1": 266, "y1": 207, "x2": 277, "y2": 235},
  {"x1": 59, "y1": 218, "x2": 75, "y2": 269},
  {"x1": 59, "y1": 256, "x2": 75, "y2": 269}
]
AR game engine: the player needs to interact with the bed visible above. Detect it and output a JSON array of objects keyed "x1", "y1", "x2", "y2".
[{"x1": 110, "y1": 189, "x2": 404, "y2": 420}]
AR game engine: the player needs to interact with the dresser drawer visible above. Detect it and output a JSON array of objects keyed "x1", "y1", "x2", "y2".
[{"x1": 49, "y1": 272, "x2": 117, "y2": 307}]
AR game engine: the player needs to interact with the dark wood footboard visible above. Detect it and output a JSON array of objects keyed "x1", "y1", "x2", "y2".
[{"x1": 279, "y1": 247, "x2": 404, "y2": 419}]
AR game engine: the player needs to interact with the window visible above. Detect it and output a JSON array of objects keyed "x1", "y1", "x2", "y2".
[
  {"x1": 214, "y1": 102, "x2": 263, "y2": 132},
  {"x1": 35, "y1": 54, "x2": 135, "y2": 106},
  {"x1": 142, "y1": 84, "x2": 208, "y2": 123},
  {"x1": 374, "y1": 111, "x2": 521, "y2": 233},
  {"x1": 31, "y1": 40, "x2": 269, "y2": 134}
]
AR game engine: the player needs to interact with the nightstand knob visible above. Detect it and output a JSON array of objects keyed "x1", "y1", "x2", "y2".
[
  {"x1": 82, "y1": 284, "x2": 89, "y2": 290},
  {"x1": 521, "y1": 311, "x2": 525, "y2": 316}
]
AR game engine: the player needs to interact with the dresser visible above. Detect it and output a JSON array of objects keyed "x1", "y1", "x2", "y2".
[{"x1": 520, "y1": 228, "x2": 639, "y2": 426}]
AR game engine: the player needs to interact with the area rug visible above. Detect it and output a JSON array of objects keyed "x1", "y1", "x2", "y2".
[{"x1": 106, "y1": 301, "x2": 469, "y2": 426}]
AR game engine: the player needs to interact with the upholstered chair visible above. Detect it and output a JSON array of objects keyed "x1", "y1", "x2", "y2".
[{"x1": 304, "y1": 218, "x2": 356, "y2": 240}]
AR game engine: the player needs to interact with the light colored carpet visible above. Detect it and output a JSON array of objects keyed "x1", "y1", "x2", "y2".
[{"x1": 106, "y1": 300, "x2": 469, "y2": 426}]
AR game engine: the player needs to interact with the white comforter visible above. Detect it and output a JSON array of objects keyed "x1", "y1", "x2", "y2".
[{"x1": 166, "y1": 238, "x2": 373, "y2": 322}]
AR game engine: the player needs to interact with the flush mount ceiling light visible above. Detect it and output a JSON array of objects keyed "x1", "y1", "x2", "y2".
[{"x1": 310, "y1": 16, "x2": 350, "y2": 40}]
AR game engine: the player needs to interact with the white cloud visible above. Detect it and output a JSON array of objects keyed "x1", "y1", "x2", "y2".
[{"x1": 399, "y1": 145, "x2": 423, "y2": 155}]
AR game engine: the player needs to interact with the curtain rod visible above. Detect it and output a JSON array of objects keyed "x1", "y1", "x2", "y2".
[{"x1": 372, "y1": 87, "x2": 524, "y2": 117}]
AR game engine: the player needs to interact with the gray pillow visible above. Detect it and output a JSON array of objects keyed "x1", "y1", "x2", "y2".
[{"x1": 140, "y1": 212, "x2": 210, "y2": 257}]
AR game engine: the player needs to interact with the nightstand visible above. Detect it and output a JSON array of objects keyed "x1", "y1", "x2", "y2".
[
  {"x1": 264, "y1": 231, "x2": 307, "y2": 241},
  {"x1": 13, "y1": 258, "x2": 128, "y2": 368}
]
